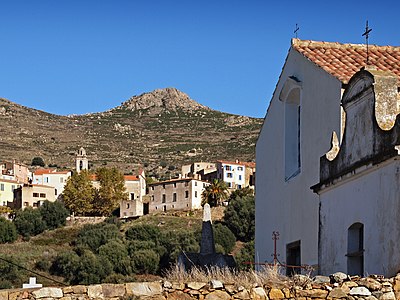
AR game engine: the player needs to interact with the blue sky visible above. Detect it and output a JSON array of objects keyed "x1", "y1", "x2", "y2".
[{"x1": 1, "y1": 1, "x2": 399, "y2": 118}]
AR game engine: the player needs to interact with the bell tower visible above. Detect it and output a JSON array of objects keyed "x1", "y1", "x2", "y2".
[{"x1": 76, "y1": 147, "x2": 88, "y2": 173}]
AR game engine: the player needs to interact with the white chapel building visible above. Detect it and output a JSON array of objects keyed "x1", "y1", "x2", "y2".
[{"x1": 255, "y1": 38, "x2": 400, "y2": 275}]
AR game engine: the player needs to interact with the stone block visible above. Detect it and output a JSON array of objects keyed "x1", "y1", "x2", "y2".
[
  {"x1": 60, "y1": 297, "x2": 72, "y2": 300},
  {"x1": 225, "y1": 285, "x2": 236, "y2": 295},
  {"x1": 87, "y1": 285, "x2": 103, "y2": 299},
  {"x1": 349, "y1": 286, "x2": 372, "y2": 296},
  {"x1": 380, "y1": 291, "x2": 396, "y2": 300},
  {"x1": 8, "y1": 292, "x2": 20, "y2": 300},
  {"x1": 167, "y1": 291, "x2": 194, "y2": 300},
  {"x1": 233, "y1": 290, "x2": 250, "y2": 299},
  {"x1": 296, "y1": 289, "x2": 328, "y2": 298},
  {"x1": 327, "y1": 287, "x2": 347, "y2": 299},
  {"x1": 209, "y1": 280, "x2": 223, "y2": 290},
  {"x1": 32, "y1": 288, "x2": 63, "y2": 298},
  {"x1": 250, "y1": 287, "x2": 267, "y2": 300},
  {"x1": 172, "y1": 282, "x2": 185, "y2": 290},
  {"x1": 62, "y1": 287, "x2": 73, "y2": 294},
  {"x1": 187, "y1": 282, "x2": 206, "y2": 290},
  {"x1": 102, "y1": 284, "x2": 125, "y2": 298},
  {"x1": 358, "y1": 278, "x2": 382, "y2": 291},
  {"x1": 268, "y1": 288, "x2": 284, "y2": 299},
  {"x1": 72, "y1": 286, "x2": 87, "y2": 294},
  {"x1": 204, "y1": 290, "x2": 231, "y2": 300},
  {"x1": 126, "y1": 282, "x2": 162, "y2": 296},
  {"x1": 0, "y1": 291, "x2": 8, "y2": 300}
]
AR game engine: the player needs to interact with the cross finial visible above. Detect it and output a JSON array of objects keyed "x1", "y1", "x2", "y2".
[
  {"x1": 362, "y1": 20, "x2": 372, "y2": 65},
  {"x1": 294, "y1": 23, "x2": 300, "y2": 38}
]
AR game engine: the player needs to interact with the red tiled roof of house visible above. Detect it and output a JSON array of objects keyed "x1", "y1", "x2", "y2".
[
  {"x1": 34, "y1": 169, "x2": 71, "y2": 175},
  {"x1": 217, "y1": 160, "x2": 256, "y2": 168},
  {"x1": 292, "y1": 38, "x2": 400, "y2": 85},
  {"x1": 124, "y1": 175, "x2": 139, "y2": 181},
  {"x1": 34, "y1": 169, "x2": 55, "y2": 175}
]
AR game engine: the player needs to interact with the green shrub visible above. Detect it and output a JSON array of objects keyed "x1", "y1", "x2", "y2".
[
  {"x1": 213, "y1": 223, "x2": 236, "y2": 254},
  {"x1": 127, "y1": 240, "x2": 156, "y2": 254},
  {"x1": 223, "y1": 195, "x2": 255, "y2": 242},
  {"x1": 235, "y1": 240, "x2": 255, "y2": 270},
  {"x1": 76, "y1": 223, "x2": 120, "y2": 253},
  {"x1": 38, "y1": 201, "x2": 69, "y2": 230},
  {"x1": 125, "y1": 224, "x2": 160, "y2": 242},
  {"x1": 0, "y1": 217, "x2": 17, "y2": 243},
  {"x1": 14, "y1": 208, "x2": 46, "y2": 238},
  {"x1": 72, "y1": 251, "x2": 112, "y2": 285},
  {"x1": 31, "y1": 156, "x2": 45, "y2": 167},
  {"x1": 131, "y1": 249, "x2": 159, "y2": 274},
  {"x1": 159, "y1": 229, "x2": 199, "y2": 268},
  {"x1": 0, "y1": 255, "x2": 26, "y2": 288},
  {"x1": 50, "y1": 250, "x2": 80, "y2": 282},
  {"x1": 98, "y1": 240, "x2": 133, "y2": 275}
]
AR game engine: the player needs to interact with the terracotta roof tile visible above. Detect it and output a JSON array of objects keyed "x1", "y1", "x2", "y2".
[
  {"x1": 124, "y1": 175, "x2": 139, "y2": 181},
  {"x1": 292, "y1": 38, "x2": 400, "y2": 84}
]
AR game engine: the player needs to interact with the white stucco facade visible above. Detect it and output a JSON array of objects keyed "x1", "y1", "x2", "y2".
[
  {"x1": 255, "y1": 46, "x2": 342, "y2": 271},
  {"x1": 314, "y1": 68, "x2": 400, "y2": 277},
  {"x1": 318, "y1": 159, "x2": 400, "y2": 276},
  {"x1": 33, "y1": 169, "x2": 71, "y2": 199}
]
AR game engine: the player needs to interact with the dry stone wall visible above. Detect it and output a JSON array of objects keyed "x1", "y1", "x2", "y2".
[{"x1": 2, "y1": 273, "x2": 400, "y2": 300}]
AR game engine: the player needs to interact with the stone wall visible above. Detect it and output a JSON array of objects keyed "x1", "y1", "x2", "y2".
[{"x1": 1, "y1": 273, "x2": 400, "y2": 300}]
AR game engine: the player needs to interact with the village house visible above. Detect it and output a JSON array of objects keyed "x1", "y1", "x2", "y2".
[
  {"x1": 119, "y1": 170, "x2": 147, "y2": 218},
  {"x1": 0, "y1": 160, "x2": 30, "y2": 183},
  {"x1": 148, "y1": 178, "x2": 209, "y2": 212},
  {"x1": 32, "y1": 169, "x2": 72, "y2": 199},
  {"x1": 216, "y1": 160, "x2": 255, "y2": 191},
  {"x1": 12, "y1": 184, "x2": 56, "y2": 209},
  {"x1": 255, "y1": 38, "x2": 400, "y2": 275},
  {"x1": 0, "y1": 178, "x2": 21, "y2": 207},
  {"x1": 181, "y1": 162, "x2": 216, "y2": 179}
]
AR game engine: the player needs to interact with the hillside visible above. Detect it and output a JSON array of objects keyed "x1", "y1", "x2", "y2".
[{"x1": 0, "y1": 88, "x2": 262, "y2": 176}]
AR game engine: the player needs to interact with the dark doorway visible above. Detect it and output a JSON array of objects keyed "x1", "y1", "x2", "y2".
[
  {"x1": 143, "y1": 203, "x2": 149, "y2": 215},
  {"x1": 286, "y1": 240, "x2": 301, "y2": 276},
  {"x1": 347, "y1": 222, "x2": 364, "y2": 276}
]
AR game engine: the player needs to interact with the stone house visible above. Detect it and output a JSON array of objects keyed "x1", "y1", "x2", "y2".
[
  {"x1": 32, "y1": 169, "x2": 71, "y2": 199},
  {"x1": 119, "y1": 170, "x2": 147, "y2": 218},
  {"x1": 148, "y1": 178, "x2": 209, "y2": 212},
  {"x1": 13, "y1": 184, "x2": 56, "y2": 209},
  {"x1": 181, "y1": 162, "x2": 216, "y2": 179},
  {"x1": 255, "y1": 38, "x2": 400, "y2": 275}
]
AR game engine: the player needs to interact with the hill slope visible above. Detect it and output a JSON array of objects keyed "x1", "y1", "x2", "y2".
[{"x1": 0, "y1": 88, "x2": 262, "y2": 176}]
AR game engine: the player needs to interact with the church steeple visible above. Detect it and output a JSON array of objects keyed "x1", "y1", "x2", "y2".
[{"x1": 76, "y1": 147, "x2": 88, "y2": 173}]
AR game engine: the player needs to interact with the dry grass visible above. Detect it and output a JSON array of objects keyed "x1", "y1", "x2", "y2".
[{"x1": 163, "y1": 264, "x2": 294, "y2": 289}]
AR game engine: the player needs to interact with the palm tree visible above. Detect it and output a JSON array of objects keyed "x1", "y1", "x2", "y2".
[{"x1": 201, "y1": 179, "x2": 229, "y2": 207}]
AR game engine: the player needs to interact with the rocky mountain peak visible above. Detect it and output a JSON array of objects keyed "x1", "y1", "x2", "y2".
[{"x1": 119, "y1": 87, "x2": 210, "y2": 112}]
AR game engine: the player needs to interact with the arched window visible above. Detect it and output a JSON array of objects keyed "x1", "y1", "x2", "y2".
[
  {"x1": 280, "y1": 76, "x2": 302, "y2": 181},
  {"x1": 347, "y1": 222, "x2": 364, "y2": 276}
]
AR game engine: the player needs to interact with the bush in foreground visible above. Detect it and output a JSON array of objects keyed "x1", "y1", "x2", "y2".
[{"x1": 0, "y1": 217, "x2": 17, "y2": 243}]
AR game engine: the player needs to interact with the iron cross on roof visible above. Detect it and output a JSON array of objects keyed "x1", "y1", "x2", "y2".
[
  {"x1": 362, "y1": 20, "x2": 372, "y2": 65},
  {"x1": 294, "y1": 23, "x2": 299, "y2": 38}
]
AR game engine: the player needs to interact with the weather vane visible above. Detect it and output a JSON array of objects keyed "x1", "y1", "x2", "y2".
[
  {"x1": 362, "y1": 20, "x2": 372, "y2": 65},
  {"x1": 294, "y1": 23, "x2": 300, "y2": 39}
]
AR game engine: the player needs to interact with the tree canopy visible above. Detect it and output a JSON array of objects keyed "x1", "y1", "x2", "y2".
[
  {"x1": 31, "y1": 156, "x2": 45, "y2": 167},
  {"x1": 201, "y1": 179, "x2": 229, "y2": 207},
  {"x1": 63, "y1": 170, "x2": 95, "y2": 216},
  {"x1": 223, "y1": 195, "x2": 255, "y2": 242},
  {"x1": 93, "y1": 167, "x2": 128, "y2": 216}
]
